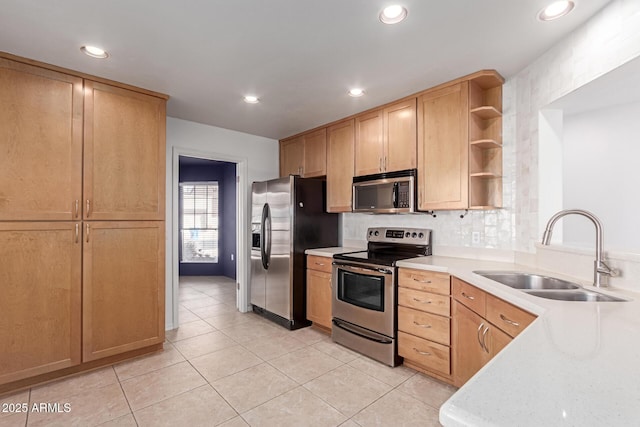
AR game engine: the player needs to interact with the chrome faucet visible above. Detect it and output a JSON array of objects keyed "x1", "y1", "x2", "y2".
[{"x1": 541, "y1": 209, "x2": 618, "y2": 288}]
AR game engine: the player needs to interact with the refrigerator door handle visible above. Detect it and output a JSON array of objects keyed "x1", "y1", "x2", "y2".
[
  {"x1": 261, "y1": 203, "x2": 269, "y2": 269},
  {"x1": 265, "y1": 203, "x2": 272, "y2": 267}
]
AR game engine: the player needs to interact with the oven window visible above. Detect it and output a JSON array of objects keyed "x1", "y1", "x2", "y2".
[{"x1": 337, "y1": 270, "x2": 385, "y2": 311}]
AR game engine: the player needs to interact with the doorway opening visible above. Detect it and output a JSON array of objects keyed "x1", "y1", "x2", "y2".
[
  {"x1": 170, "y1": 148, "x2": 249, "y2": 331},
  {"x1": 177, "y1": 156, "x2": 237, "y2": 323}
]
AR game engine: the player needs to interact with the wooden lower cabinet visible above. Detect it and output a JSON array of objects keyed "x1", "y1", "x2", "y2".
[
  {"x1": 0, "y1": 222, "x2": 82, "y2": 384},
  {"x1": 452, "y1": 277, "x2": 534, "y2": 387},
  {"x1": 306, "y1": 255, "x2": 333, "y2": 331},
  {"x1": 452, "y1": 301, "x2": 509, "y2": 385},
  {"x1": 398, "y1": 331, "x2": 450, "y2": 375},
  {"x1": 83, "y1": 221, "x2": 165, "y2": 361},
  {"x1": 398, "y1": 268, "x2": 453, "y2": 382}
]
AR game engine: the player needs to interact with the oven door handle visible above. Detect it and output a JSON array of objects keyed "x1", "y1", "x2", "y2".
[
  {"x1": 332, "y1": 263, "x2": 392, "y2": 275},
  {"x1": 332, "y1": 319, "x2": 393, "y2": 344}
]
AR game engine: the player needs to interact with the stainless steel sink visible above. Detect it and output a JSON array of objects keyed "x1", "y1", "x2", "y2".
[
  {"x1": 473, "y1": 270, "x2": 627, "y2": 302},
  {"x1": 526, "y1": 290, "x2": 626, "y2": 302},
  {"x1": 474, "y1": 271, "x2": 580, "y2": 290}
]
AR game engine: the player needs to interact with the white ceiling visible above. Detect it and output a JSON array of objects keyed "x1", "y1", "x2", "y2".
[{"x1": 1, "y1": 0, "x2": 611, "y2": 140}]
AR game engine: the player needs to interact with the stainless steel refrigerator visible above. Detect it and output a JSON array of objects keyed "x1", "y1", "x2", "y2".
[{"x1": 250, "y1": 176, "x2": 338, "y2": 329}]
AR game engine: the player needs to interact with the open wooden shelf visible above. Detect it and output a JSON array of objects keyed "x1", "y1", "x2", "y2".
[
  {"x1": 467, "y1": 71, "x2": 503, "y2": 210},
  {"x1": 470, "y1": 139, "x2": 501, "y2": 149},
  {"x1": 470, "y1": 106, "x2": 501, "y2": 120}
]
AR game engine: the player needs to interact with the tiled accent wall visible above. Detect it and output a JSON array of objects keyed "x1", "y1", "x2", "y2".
[
  {"x1": 511, "y1": 0, "x2": 640, "y2": 252},
  {"x1": 344, "y1": 0, "x2": 640, "y2": 258}
]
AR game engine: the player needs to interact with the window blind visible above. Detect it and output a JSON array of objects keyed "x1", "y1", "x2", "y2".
[{"x1": 179, "y1": 182, "x2": 219, "y2": 263}]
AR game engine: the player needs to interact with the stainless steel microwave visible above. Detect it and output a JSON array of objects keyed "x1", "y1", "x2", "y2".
[{"x1": 352, "y1": 169, "x2": 416, "y2": 213}]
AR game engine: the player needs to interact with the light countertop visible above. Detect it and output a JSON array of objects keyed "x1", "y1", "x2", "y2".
[
  {"x1": 305, "y1": 247, "x2": 361, "y2": 257},
  {"x1": 396, "y1": 256, "x2": 640, "y2": 427}
]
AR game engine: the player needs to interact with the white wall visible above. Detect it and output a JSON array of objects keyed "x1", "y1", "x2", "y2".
[
  {"x1": 562, "y1": 100, "x2": 640, "y2": 252},
  {"x1": 165, "y1": 117, "x2": 279, "y2": 329},
  {"x1": 509, "y1": 0, "x2": 640, "y2": 252}
]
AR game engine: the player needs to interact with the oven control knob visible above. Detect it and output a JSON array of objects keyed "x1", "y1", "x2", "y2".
[
  {"x1": 405, "y1": 232, "x2": 410, "y2": 238},
  {"x1": 411, "y1": 232, "x2": 417, "y2": 238},
  {"x1": 419, "y1": 232, "x2": 425, "y2": 239},
  {"x1": 374, "y1": 231, "x2": 380, "y2": 236},
  {"x1": 369, "y1": 230, "x2": 373, "y2": 236}
]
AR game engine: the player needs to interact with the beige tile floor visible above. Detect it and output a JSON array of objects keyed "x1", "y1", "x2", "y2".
[{"x1": 0, "y1": 276, "x2": 457, "y2": 427}]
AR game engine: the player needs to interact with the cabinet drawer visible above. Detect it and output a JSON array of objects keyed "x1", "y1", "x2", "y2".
[
  {"x1": 398, "y1": 287, "x2": 450, "y2": 317},
  {"x1": 307, "y1": 255, "x2": 333, "y2": 273},
  {"x1": 398, "y1": 331, "x2": 450, "y2": 375},
  {"x1": 398, "y1": 268, "x2": 450, "y2": 295},
  {"x1": 486, "y1": 294, "x2": 536, "y2": 338},
  {"x1": 398, "y1": 306, "x2": 450, "y2": 346},
  {"x1": 452, "y1": 277, "x2": 486, "y2": 317}
]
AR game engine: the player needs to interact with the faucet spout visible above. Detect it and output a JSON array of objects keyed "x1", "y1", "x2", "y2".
[{"x1": 541, "y1": 209, "x2": 617, "y2": 288}]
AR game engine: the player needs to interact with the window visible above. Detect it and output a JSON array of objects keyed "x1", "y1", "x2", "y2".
[{"x1": 180, "y1": 182, "x2": 218, "y2": 263}]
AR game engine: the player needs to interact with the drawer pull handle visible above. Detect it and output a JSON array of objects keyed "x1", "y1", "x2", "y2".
[
  {"x1": 500, "y1": 314, "x2": 520, "y2": 327},
  {"x1": 413, "y1": 278, "x2": 432, "y2": 284},
  {"x1": 413, "y1": 348, "x2": 431, "y2": 356},
  {"x1": 461, "y1": 292, "x2": 475, "y2": 300},
  {"x1": 315, "y1": 262, "x2": 325, "y2": 266},
  {"x1": 413, "y1": 321, "x2": 432, "y2": 329},
  {"x1": 412, "y1": 298, "x2": 432, "y2": 304}
]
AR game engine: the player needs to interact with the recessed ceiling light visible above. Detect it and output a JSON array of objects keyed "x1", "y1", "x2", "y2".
[
  {"x1": 244, "y1": 95, "x2": 259, "y2": 104},
  {"x1": 538, "y1": 1, "x2": 575, "y2": 21},
  {"x1": 80, "y1": 45, "x2": 109, "y2": 59},
  {"x1": 348, "y1": 88, "x2": 365, "y2": 97},
  {"x1": 379, "y1": 5, "x2": 408, "y2": 24}
]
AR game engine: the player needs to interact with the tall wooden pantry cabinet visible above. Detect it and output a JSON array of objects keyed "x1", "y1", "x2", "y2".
[{"x1": 0, "y1": 53, "x2": 167, "y2": 389}]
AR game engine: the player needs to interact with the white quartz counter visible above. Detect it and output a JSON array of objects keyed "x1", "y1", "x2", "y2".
[
  {"x1": 305, "y1": 247, "x2": 361, "y2": 257},
  {"x1": 396, "y1": 256, "x2": 640, "y2": 427}
]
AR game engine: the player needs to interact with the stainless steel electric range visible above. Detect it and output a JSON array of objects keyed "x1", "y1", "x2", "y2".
[{"x1": 331, "y1": 227, "x2": 432, "y2": 366}]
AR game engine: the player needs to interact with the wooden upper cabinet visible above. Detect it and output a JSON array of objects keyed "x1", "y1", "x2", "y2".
[
  {"x1": 354, "y1": 109, "x2": 384, "y2": 176},
  {"x1": 83, "y1": 221, "x2": 165, "y2": 362},
  {"x1": 84, "y1": 81, "x2": 166, "y2": 221},
  {"x1": 302, "y1": 128, "x2": 327, "y2": 177},
  {"x1": 0, "y1": 58, "x2": 83, "y2": 221},
  {"x1": 384, "y1": 98, "x2": 417, "y2": 172},
  {"x1": 280, "y1": 136, "x2": 304, "y2": 177},
  {"x1": 418, "y1": 82, "x2": 469, "y2": 210},
  {"x1": 0, "y1": 222, "x2": 82, "y2": 384},
  {"x1": 354, "y1": 99, "x2": 417, "y2": 177},
  {"x1": 326, "y1": 119, "x2": 355, "y2": 212}
]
